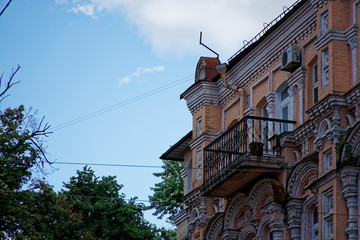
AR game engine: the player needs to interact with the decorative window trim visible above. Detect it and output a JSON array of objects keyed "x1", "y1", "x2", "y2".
[
  {"x1": 312, "y1": 63, "x2": 318, "y2": 104},
  {"x1": 196, "y1": 148, "x2": 202, "y2": 180},
  {"x1": 322, "y1": 148, "x2": 333, "y2": 172},
  {"x1": 321, "y1": 188, "x2": 334, "y2": 240},
  {"x1": 320, "y1": 11, "x2": 329, "y2": 36},
  {"x1": 321, "y1": 48, "x2": 329, "y2": 88},
  {"x1": 196, "y1": 117, "x2": 202, "y2": 137}
]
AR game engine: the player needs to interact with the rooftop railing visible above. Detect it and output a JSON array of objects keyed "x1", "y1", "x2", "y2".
[{"x1": 228, "y1": 0, "x2": 302, "y2": 63}]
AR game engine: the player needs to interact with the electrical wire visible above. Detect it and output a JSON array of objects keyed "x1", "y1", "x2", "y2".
[{"x1": 49, "y1": 74, "x2": 193, "y2": 132}]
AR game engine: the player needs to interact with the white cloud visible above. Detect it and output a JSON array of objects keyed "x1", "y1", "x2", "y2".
[
  {"x1": 57, "y1": 0, "x2": 298, "y2": 59},
  {"x1": 69, "y1": 4, "x2": 96, "y2": 17},
  {"x1": 118, "y1": 66, "x2": 165, "y2": 86},
  {"x1": 54, "y1": 0, "x2": 69, "y2": 4}
]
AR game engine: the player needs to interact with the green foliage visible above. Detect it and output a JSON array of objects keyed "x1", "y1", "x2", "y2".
[
  {"x1": 148, "y1": 160, "x2": 184, "y2": 223},
  {"x1": 0, "y1": 105, "x2": 53, "y2": 238},
  {"x1": 62, "y1": 166, "x2": 160, "y2": 240}
]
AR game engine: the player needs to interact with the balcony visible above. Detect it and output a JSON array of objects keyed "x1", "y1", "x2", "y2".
[{"x1": 202, "y1": 116, "x2": 296, "y2": 197}]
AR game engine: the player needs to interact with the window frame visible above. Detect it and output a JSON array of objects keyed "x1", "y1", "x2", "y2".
[
  {"x1": 322, "y1": 148, "x2": 333, "y2": 172},
  {"x1": 313, "y1": 63, "x2": 318, "y2": 104},
  {"x1": 196, "y1": 117, "x2": 202, "y2": 137},
  {"x1": 320, "y1": 11, "x2": 329, "y2": 36},
  {"x1": 321, "y1": 48, "x2": 329, "y2": 88},
  {"x1": 196, "y1": 148, "x2": 202, "y2": 180}
]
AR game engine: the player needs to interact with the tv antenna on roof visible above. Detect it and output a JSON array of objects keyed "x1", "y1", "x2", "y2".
[{"x1": 199, "y1": 32, "x2": 219, "y2": 59}]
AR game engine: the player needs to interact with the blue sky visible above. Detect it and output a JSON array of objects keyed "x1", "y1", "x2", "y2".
[{"x1": 0, "y1": 0, "x2": 297, "y2": 228}]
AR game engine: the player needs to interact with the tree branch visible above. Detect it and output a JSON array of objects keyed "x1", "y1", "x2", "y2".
[
  {"x1": 0, "y1": 65, "x2": 21, "y2": 103},
  {"x1": 0, "y1": 0, "x2": 13, "y2": 17}
]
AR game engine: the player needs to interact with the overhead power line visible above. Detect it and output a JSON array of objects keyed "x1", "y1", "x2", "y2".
[
  {"x1": 50, "y1": 74, "x2": 193, "y2": 132},
  {"x1": 50, "y1": 161, "x2": 282, "y2": 173},
  {"x1": 52, "y1": 161, "x2": 162, "y2": 169}
]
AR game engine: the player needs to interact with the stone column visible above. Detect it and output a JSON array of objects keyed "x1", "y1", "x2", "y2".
[
  {"x1": 286, "y1": 199, "x2": 304, "y2": 240},
  {"x1": 347, "y1": 37, "x2": 359, "y2": 86},
  {"x1": 296, "y1": 80, "x2": 304, "y2": 124},
  {"x1": 340, "y1": 167, "x2": 359, "y2": 240},
  {"x1": 267, "y1": 202, "x2": 284, "y2": 240}
]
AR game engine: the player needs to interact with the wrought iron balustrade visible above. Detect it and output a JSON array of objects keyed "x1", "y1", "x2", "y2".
[{"x1": 203, "y1": 116, "x2": 296, "y2": 181}]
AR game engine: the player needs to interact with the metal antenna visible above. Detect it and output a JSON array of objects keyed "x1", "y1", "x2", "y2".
[{"x1": 199, "y1": 32, "x2": 219, "y2": 59}]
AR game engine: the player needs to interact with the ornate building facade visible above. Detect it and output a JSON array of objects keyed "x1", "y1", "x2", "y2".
[{"x1": 161, "y1": 0, "x2": 360, "y2": 239}]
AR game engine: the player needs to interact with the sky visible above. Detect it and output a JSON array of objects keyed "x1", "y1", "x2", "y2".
[{"x1": 0, "y1": 0, "x2": 298, "y2": 229}]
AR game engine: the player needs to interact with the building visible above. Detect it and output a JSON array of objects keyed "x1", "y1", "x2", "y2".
[{"x1": 160, "y1": 0, "x2": 360, "y2": 239}]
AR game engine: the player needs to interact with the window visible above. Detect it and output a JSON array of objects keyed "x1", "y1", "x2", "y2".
[
  {"x1": 196, "y1": 117, "x2": 202, "y2": 137},
  {"x1": 321, "y1": 48, "x2": 329, "y2": 88},
  {"x1": 322, "y1": 149, "x2": 332, "y2": 172},
  {"x1": 322, "y1": 188, "x2": 333, "y2": 240},
  {"x1": 312, "y1": 207, "x2": 318, "y2": 240},
  {"x1": 281, "y1": 87, "x2": 289, "y2": 131},
  {"x1": 186, "y1": 159, "x2": 192, "y2": 193},
  {"x1": 321, "y1": 11, "x2": 329, "y2": 36},
  {"x1": 313, "y1": 64, "x2": 318, "y2": 104},
  {"x1": 196, "y1": 149, "x2": 202, "y2": 180}
]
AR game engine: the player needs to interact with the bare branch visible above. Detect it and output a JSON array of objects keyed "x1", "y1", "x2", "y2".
[
  {"x1": 0, "y1": 0, "x2": 13, "y2": 17},
  {"x1": 0, "y1": 65, "x2": 21, "y2": 103},
  {"x1": 30, "y1": 138, "x2": 50, "y2": 164}
]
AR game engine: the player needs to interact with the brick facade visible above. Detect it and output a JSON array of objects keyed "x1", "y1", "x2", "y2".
[{"x1": 163, "y1": 0, "x2": 360, "y2": 239}]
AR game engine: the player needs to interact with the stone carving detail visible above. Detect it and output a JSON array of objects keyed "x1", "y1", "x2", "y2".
[
  {"x1": 340, "y1": 167, "x2": 359, "y2": 240},
  {"x1": 347, "y1": 37, "x2": 359, "y2": 49},
  {"x1": 287, "y1": 159, "x2": 318, "y2": 198},
  {"x1": 309, "y1": 0, "x2": 329, "y2": 10}
]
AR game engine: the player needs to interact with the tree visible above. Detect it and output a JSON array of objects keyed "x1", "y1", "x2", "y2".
[
  {"x1": 62, "y1": 166, "x2": 160, "y2": 240},
  {"x1": 0, "y1": 66, "x2": 53, "y2": 238},
  {"x1": 148, "y1": 160, "x2": 184, "y2": 222}
]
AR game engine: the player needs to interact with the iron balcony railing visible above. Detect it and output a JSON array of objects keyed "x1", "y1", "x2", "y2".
[{"x1": 203, "y1": 116, "x2": 296, "y2": 182}]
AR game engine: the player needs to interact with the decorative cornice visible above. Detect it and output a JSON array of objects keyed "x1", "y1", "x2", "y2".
[
  {"x1": 173, "y1": 209, "x2": 189, "y2": 225},
  {"x1": 181, "y1": 81, "x2": 220, "y2": 114},
  {"x1": 183, "y1": 188, "x2": 202, "y2": 208},
  {"x1": 314, "y1": 29, "x2": 345, "y2": 50},
  {"x1": 309, "y1": 0, "x2": 329, "y2": 10},
  {"x1": 287, "y1": 67, "x2": 306, "y2": 87},
  {"x1": 189, "y1": 133, "x2": 218, "y2": 150},
  {"x1": 314, "y1": 25, "x2": 358, "y2": 50},
  {"x1": 344, "y1": 83, "x2": 360, "y2": 107},
  {"x1": 306, "y1": 94, "x2": 347, "y2": 120},
  {"x1": 292, "y1": 119, "x2": 317, "y2": 144}
]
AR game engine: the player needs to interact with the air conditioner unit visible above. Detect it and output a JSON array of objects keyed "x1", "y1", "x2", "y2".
[{"x1": 281, "y1": 45, "x2": 301, "y2": 72}]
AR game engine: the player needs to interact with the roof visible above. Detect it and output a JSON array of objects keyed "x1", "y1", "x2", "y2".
[
  {"x1": 180, "y1": 0, "x2": 305, "y2": 99},
  {"x1": 160, "y1": 131, "x2": 192, "y2": 161}
]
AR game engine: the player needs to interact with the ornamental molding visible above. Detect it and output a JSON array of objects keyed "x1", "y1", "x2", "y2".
[
  {"x1": 181, "y1": 81, "x2": 220, "y2": 114},
  {"x1": 314, "y1": 29, "x2": 345, "y2": 50},
  {"x1": 292, "y1": 119, "x2": 317, "y2": 144},
  {"x1": 309, "y1": 169, "x2": 337, "y2": 194},
  {"x1": 306, "y1": 94, "x2": 347, "y2": 121},
  {"x1": 344, "y1": 83, "x2": 360, "y2": 108},
  {"x1": 287, "y1": 157, "x2": 318, "y2": 198},
  {"x1": 183, "y1": 188, "x2": 201, "y2": 207},
  {"x1": 223, "y1": 193, "x2": 249, "y2": 229},
  {"x1": 173, "y1": 209, "x2": 189, "y2": 225},
  {"x1": 189, "y1": 133, "x2": 218, "y2": 150},
  {"x1": 205, "y1": 213, "x2": 224, "y2": 240},
  {"x1": 314, "y1": 25, "x2": 358, "y2": 50},
  {"x1": 287, "y1": 67, "x2": 306, "y2": 88},
  {"x1": 309, "y1": 0, "x2": 329, "y2": 10}
]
